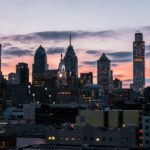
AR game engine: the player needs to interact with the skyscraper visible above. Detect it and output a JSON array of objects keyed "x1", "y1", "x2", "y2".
[
  {"x1": 32, "y1": 45, "x2": 48, "y2": 78},
  {"x1": 16, "y1": 63, "x2": 29, "y2": 84},
  {"x1": 0, "y1": 44, "x2": 4, "y2": 82},
  {"x1": 64, "y1": 35, "x2": 78, "y2": 85},
  {"x1": 133, "y1": 32, "x2": 145, "y2": 92},
  {"x1": 0, "y1": 44, "x2": 1, "y2": 74},
  {"x1": 97, "y1": 53, "x2": 112, "y2": 94}
]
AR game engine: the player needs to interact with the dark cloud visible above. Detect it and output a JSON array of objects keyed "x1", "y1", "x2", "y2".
[
  {"x1": 142, "y1": 26, "x2": 150, "y2": 30},
  {"x1": 145, "y1": 45, "x2": 150, "y2": 50},
  {"x1": 115, "y1": 75, "x2": 125, "y2": 78},
  {"x1": 3, "y1": 47, "x2": 33, "y2": 57},
  {"x1": 146, "y1": 52, "x2": 150, "y2": 57},
  {"x1": 2, "y1": 42, "x2": 12, "y2": 48},
  {"x1": 107, "y1": 51, "x2": 132, "y2": 59},
  {"x1": 112, "y1": 58, "x2": 132, "y2": 63},
  {"x1": 1, "y1": 63, "x2": 9, "y2": 67},
  {"x1": 46, "y1": 47, "x2": 65, "y2": 55},
  {"x1": 86, "y1": 50, "x2": 132, "y2": 63},
  {"x1": 33, "y1": 30, "x2": 117, "y2": 40},
  {"x1": 82, "y1": 61, "x2": 96, "y2": 66},
  {"x1": 5, "y1": 35, "x2": 37, "y2": 42},
  {"x1": 111, "y1": 64, "x2": 118, "y2": 67},
  {"x1": 123, "y1": 79, "x2": 133, "y2": 82},
  {"x1": 0, "y1": 30, "x2": 117, "y2": 43},
  {"x1": 86, "y1": 50, "x2": 100, "y2": 55}
]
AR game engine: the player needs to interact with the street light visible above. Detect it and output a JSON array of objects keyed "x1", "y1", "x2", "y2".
[
  {"x1": 49, "y1": 94, "x2": 51, "y2": 104},
  {"x1": 32, "y1": 93, "x2": 35, "y2": 103},
  {"x1": 28, "y1": 85, "x2": 31, "y2": 94}
]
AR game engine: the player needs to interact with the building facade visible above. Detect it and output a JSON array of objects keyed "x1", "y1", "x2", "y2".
[
  {"x1": 113, "y1": 78, "x2": 122, "y2": 91},
  {"x1": 80, "y1": 72, "x2": 93, "y2": 86},
  {"x1": 8, "y1": 73, "x2": 17, "y2": 84},
  {"x1": 32, "y1": 45, "x2": 48, "y2": 85},
  {"x1": 16, "y1": 63, "x2": 29, "y2": 84},
  {"x1": 64, "y1": 35, "x2": 78, "y2": 85},
  {"x1": 97, "y1": 53, "x2": 112, "y2": 95},
  {"x1": 57, "y1": 54, "x2": 67, "y2": 87},
  {"x1": 133, "y1": 32, "x2": 145, "y2": 93},
  {"x1": 142, "y1": 115, "x2": 150, "y2": 148}
]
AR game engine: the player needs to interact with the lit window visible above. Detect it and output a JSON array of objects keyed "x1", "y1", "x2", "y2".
[
  {"x1": 48, "y1": 136, "x2": 56, "y2": 141},
  {"x1": 48, "y1": 136, "x2": 52, "y2": 140},
  {"x1": 96, "y1": 138, "x2": 100, "y2": 142},
  {"x1": 52, "y1": 136, "x2": 56, "y2": 140},
  {"x1": 122, "y1": 124, "x2": 126, "y2": 127},
  {"x1": 71, "y1": 137, "x2": 75, "y2": 141},
  {"x1": 65, "y1": 137, "x2": 69, "y2": 141}
]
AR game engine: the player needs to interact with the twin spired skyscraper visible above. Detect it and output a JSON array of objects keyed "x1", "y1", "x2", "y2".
[{"x1": 32, "y1": 35, "x2": 78, "y2": 86}]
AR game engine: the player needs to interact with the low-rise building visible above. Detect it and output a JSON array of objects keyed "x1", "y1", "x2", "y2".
[
  {"x1": 142, "y1": 115, "x2": 150, "y2": 148},
  {"x1": 47, "y1": 126, "x2": 137, "y2": 148},
  {"x1": 76, "y1": 109, "x2": 142, "y2": 128}
]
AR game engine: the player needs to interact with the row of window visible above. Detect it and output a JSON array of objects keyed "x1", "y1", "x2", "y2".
[{"x1": 48, "y1": 136, "x2": 130, "y2": 143}]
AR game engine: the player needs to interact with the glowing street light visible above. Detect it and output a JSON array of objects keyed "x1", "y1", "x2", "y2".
[{"x1": 32, "y1": 93, "x2": 35, "y2": 102}]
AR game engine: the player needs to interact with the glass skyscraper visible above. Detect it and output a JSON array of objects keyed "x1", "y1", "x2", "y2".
[
  {"x1": 133, "y1": 32, "x2": 145, "y2": 92},
  {"x1": 97, "y1": 53, "x2": 112, "y2": 94},
  {"x1": 32, "y1": 45, "x2": 48, "y2": 78}
]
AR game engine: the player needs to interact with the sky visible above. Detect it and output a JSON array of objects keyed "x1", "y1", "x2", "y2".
[{"x1": 0, "y1": 0, "x2": 150, "y2": 87}]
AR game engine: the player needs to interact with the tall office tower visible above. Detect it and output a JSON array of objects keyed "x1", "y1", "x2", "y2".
[
  {"x1": 133, "y1": 32, "x2": 145, "y2": 92},
  {"x1": 0, "y1": 44, "x2": 1, "y2": 74},
  {"x1": 16, "y1": 63, "x2": 29, "y2": 84},
  {"x1": 97, "y1": 53, "x2": 112, "y2": 94},
  {"x1": 64, "y1": 35, "x2": 78, "y2": 85},
  {"x1": 32, "y1": 45, "x2": 48, "y2": 79},
  {"x1": 80, "y1": 72, "x2": 93, "y2": 86},
  {"x1": 0, "y1": 44, "x2": 4, "y2": 81}
]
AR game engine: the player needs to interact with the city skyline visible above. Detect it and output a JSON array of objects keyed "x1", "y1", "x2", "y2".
[
  {"x1": 1, "y1": 30, "x2": 150, "y2": 87},
  {"x1": 0, "y1": 0, "x2": 150, "y2": 87}
]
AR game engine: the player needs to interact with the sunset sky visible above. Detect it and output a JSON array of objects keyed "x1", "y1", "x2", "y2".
[{"x1": 0, "y1": 0, "x2": 150, "y2": 87}]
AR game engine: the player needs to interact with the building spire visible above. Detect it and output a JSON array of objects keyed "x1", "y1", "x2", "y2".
[
  {"x1": 61, "y1": 53, "x2": 63, "y2": 61},
  {"x1": 69, "y1": 34, "x2": 72, "y2": 46}
]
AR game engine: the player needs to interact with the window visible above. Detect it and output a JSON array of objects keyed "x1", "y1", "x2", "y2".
[
  {"x1": 83, "y1": 137, "x2": 87, "y2": 141},
  {"x1": 103, "y1": 137, "x2": 106, "y2": 142},
  {"x1": 145, "y1": 119, "x2": 149, "y2": 123},
  {"x1": 115, "y1": 138, "x2": 119, "y2": 142},
  {"x1": 59, "y1": 136, "x2": 63, "y2": 140},
  {"x1": 145, "y1": 132, "x2": 149, "y2": 136},
  {"x1": 80, "y1": 116, "x2": 85, "y2": 123},
  {"x1": 65, "y1": 137, "x2": 69, "y2": 141},
  {"x1": 90, "y1": 137, "x2": 93, "y2": 141},
  {"x1": 122, "y1": 138, "x2": 129, "y2": 142},
  {"x1": 145, "y1": 126, "x2": 149, "y2": 130},
  {"x1": 145, "y1": 140, "x2": 149, "y2": 145},
  {"x1": 109, "y1": 137, "x2": 113, "y2": 142}
]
